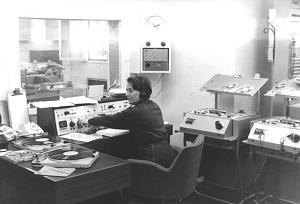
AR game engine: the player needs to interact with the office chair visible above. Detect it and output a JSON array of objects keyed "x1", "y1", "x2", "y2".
[{"x1": 127, "y1": 134, "x2": 205, "y2": 202}]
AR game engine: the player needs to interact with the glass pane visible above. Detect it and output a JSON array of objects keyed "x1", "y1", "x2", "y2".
[
  {"x1": 60, "y1": 20, "x2": 88, "y2": 60},
  {"x1": 88, "y1": 20, "x2": 108, "y2": 61},
  {"x1": 19, "y1": 18, "x2": 118, "y2": 103}
]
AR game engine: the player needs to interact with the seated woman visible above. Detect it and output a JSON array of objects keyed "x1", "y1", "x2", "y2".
[{"x1": 88, "y1": 76, "x2": 177, "y2": 167}]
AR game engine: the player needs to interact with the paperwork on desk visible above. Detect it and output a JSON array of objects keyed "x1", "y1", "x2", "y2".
[
  {"x1": 95, "y1": 128, "x2": 130, "y2": 137},
  {"x1": 0, "y1": 149, "x2": 8, "y2": 157},
  {"x1": 63, "y1": 96, "x2": 98, "y2": 105},
  {"x1": 35, "y1": 166, "x2": 75, "y2": 177},
  {"x1": 60, "y1": 133, "x2": 101, "y2": 142},
  {"x1": 31, "y1": 100, "x2": 74, "y2": 108},
  {"x1": 31, "y1": 96, "x2": 98, "y2": 109}
]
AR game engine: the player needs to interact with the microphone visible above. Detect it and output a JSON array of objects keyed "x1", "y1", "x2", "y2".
[{"x1": 107, "y1": 80, "x2": 119, "y2": 93}]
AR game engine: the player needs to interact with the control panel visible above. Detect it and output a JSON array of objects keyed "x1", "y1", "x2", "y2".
[
  {"x1": 180, "y1": 108, "x2": 259, "y2": 138},
  {"x1": 180, "y1": 109, "x2": 232, "y2": 137},
  {"x1": 54, "y1": 104, "x2": 99, "y2": 135},
  {"x1": 248, "y1": 117, "x2": 300, "y2": 152},
  {"x1": 52, "y1": 100, "x2": 130, "y2": 135},
  {"x1": 98, "y1": 100, "x2": 130, "y2": 115}
]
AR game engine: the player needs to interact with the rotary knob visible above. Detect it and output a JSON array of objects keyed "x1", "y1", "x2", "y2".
[
  {"x1": 69, "y1": 121, "x2": 75, "y2": 128},
  {"x1": 215, "y1": 121, "x2": 224, "y2": 130},
  {"x1": 77, "y1": 120, "x2": 83, "y2": 128}
]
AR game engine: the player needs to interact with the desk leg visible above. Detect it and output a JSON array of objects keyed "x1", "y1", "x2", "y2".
[
  {"x1": 239, "y1": 147, "x2": 298, "y2": 204},
  {"x1": 254, "y1": 153, "x2": 270, "y2": 203},
  {"x1": 236, "y1": 139, "x2": 245, "y2": 199},
  {"x1": 239, "y1": 146, "x2": 270, "y2": 204},
  {"x1": 118, "y1": 188, "x2": 130, "y2": 203}
]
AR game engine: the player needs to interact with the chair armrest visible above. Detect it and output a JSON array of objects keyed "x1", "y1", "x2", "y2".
[
  {"x1": 171, "y1": 145, "x2": 181, "y2": 152},
  {"x1": 127, "y1": 159, "x2": 170, "y2": 172}
]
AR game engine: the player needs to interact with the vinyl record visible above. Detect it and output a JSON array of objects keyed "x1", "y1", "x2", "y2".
[
  {"x1": 48, "y1": 146, "x2": 93, "y2": 160},
  {"x1": 21, "y1": 136, "x2": 61, "y2": 146}
]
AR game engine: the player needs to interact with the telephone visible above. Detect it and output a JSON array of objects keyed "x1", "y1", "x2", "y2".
[
  {"x1": 19, "y1": 122, "x2": 44, "y2": 136},
  {"x1": 0, "y1": 124, "x2": 18, "y2": 143}
]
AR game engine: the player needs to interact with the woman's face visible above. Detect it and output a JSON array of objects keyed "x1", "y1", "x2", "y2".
[{"x1": 126, "y1": 82, "x2": 141, "y2": 105}]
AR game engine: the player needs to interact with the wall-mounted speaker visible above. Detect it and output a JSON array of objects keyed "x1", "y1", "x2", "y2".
[{"x1": 141, "y1": 40, "x2": 171, "y2": 73}]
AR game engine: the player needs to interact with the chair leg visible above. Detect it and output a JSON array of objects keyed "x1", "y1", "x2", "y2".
[{"x1": 118, "y1": 188, "x2": 130, "y2": 203}]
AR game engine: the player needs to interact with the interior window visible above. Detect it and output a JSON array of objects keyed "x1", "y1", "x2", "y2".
[{"x1": 19, "y1": 18, "x2": 119, "y2": 102}]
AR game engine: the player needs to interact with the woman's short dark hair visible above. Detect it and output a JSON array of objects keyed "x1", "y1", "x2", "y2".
[{"x1": 127, "y1": 76, "x2": 152, "y2": 100}]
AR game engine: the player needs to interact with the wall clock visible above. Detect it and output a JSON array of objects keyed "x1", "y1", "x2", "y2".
[{"x1": 144, "y1": 15, "x2": 166, "y2": 31}]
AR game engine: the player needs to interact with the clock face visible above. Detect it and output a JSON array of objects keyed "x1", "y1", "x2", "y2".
[{"x1": 145, "y1": 15, "x2": 166, "y2": 31}]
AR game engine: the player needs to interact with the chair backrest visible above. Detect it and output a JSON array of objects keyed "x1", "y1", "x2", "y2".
[
  {"x1": 168, "y1": 134, "x2": 205, "y2": 189},
  {"x1": 171, "y1": 134, "x2": 204, "y2": 169},
  {"x1": 130, "y1": 134, "x2": 205, "y2": 200}
]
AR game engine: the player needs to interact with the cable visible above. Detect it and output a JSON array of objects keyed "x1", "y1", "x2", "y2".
[
  {"x1": 152, "y1": 74, "x2": 163, "y2": 88},
  {"x1": 258, "y1": 131, "x2": 265, "y2": 144},
  {"x1": 238, "y1": 193, "x2": 256, "y2": 204},
  {"x1": 150, "y1": 74, "x2": 164, "y2": 99},
  {"x1": 280, "y1": 136, "x2": 288, "y2": 154},
  {"x1": 151, "y1": 87, "x2": 163, "y2": 98}
]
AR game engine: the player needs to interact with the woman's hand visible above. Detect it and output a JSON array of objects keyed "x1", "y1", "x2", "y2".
[{"x1": 89, "y1": 124, "x2": 99, "y2": 131}]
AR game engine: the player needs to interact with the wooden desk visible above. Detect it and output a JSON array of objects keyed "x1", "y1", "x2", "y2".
[
  {"x1": 0, "y1": 153, "x2": 131, "y2": 204},
  {"x1": 0, "y1": 124, "x2": 173, "y2": 204}
]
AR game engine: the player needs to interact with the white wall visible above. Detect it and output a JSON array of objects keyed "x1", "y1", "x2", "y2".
[
  {"x1": 272, "y1": 0, "x2": 291, "y2": 116},
  {"x1": 0, "y1": 4, "x2": 20, "y2": 123},
  {"x1": 159, "y1": 0, "x2": 274, "y2": 146},
  {"x1": 0, "y1": 0, "x2": 274, "y2": 145}
]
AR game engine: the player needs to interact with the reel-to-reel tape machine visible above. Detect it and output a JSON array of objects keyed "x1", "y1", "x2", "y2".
[
  {"x1": 179, "y1": 74, "x2": 268, "y2": 139},
  {"x1": 180, "y1": 108, "x2": 260, "y2": 138},
  {"x1": 247, "y1": 117, "x2": 300, "y2": 153}
]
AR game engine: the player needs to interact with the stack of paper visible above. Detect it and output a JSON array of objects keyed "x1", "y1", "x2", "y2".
[
  {"x1": 63, "y1": 96, "x2": 98, "y2": 105},
  {"x1": 31, "y1": 100, "x2": 74, "y2": 108},
  {"x1": 95, "y1": 128, "x2": 130, "y2": 137},
  {"x1": 35, "y1": 166, "x2": 75, "y2": 177},
  {"x1": 60, "y1": 133, "x2": 101, "y2": 142}
]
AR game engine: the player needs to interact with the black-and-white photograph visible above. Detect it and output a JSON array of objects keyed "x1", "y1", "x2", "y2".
[{"x1": 0, "y1": 0, "x2": 300, "y2": 203}]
